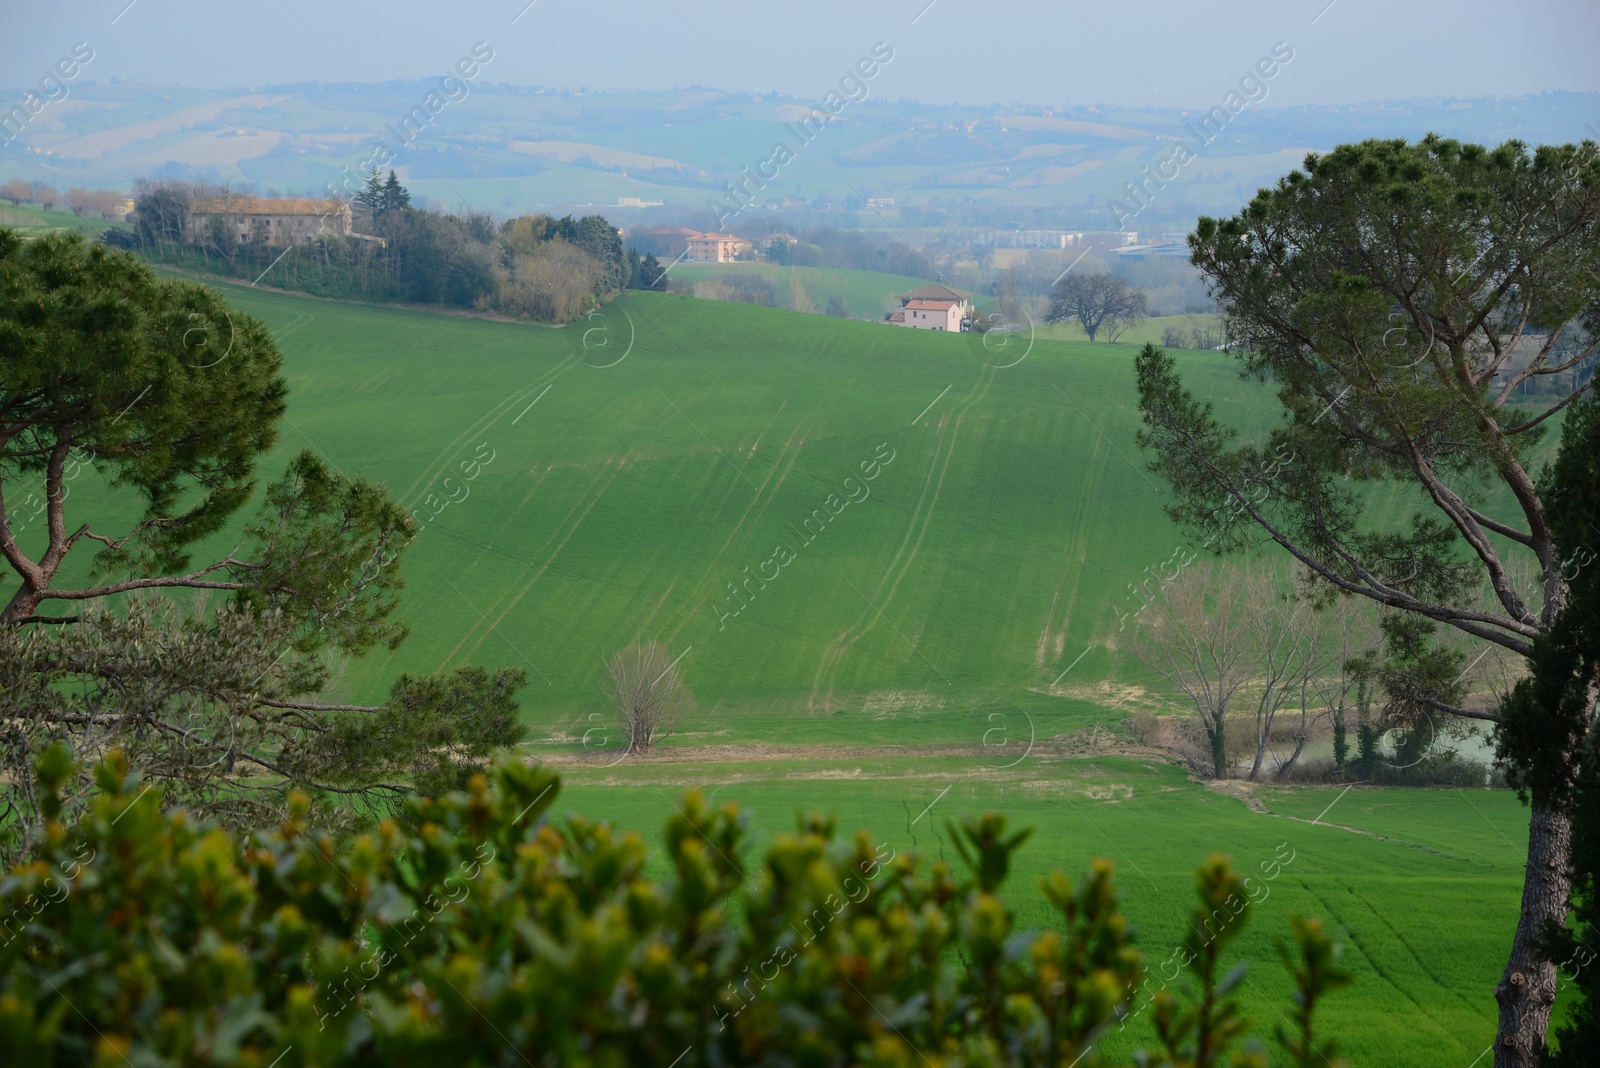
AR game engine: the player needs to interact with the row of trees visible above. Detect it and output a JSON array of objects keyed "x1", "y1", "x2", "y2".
[
  {"x1": 119, "y1": 177, "x2": 636, "y2": 323},
  {"x1": 1130, "y1": 559, "x2": 1372, "y2": 782},
  {"x1": 1127, "y1": 557, "x2": 1514, "y2": 784},
  {"x1": 0, "y1": 178, "x2": 124, "y2": 218}
]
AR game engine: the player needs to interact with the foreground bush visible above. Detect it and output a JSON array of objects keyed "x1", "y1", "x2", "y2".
[{"x1": 0, "y1": 748, "x2": 1350, "y2": 1066}]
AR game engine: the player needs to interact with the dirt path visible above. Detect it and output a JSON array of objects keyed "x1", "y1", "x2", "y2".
[{"x1": 531, "y1": 740, "x2": 1170, "y2": 767}]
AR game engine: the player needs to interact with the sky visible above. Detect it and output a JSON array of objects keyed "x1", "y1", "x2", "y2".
[{"x1": 4, "y1": 0, "x2": 1598, "y2": 110}]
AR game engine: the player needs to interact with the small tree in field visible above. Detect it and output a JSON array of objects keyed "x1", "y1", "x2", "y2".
[
  {"x1": 1, "y1": 179, "x2": 30, "y2": 208},
  {"x1": 1129, "y1": 559, "x2": 1256, "y2": 779},
  {"x1": 1048, "y1": 271, "x2": 1148, "y2": 342},
  {"x1": 608, "y1": 641, "x2": 694, "y2": 755}
]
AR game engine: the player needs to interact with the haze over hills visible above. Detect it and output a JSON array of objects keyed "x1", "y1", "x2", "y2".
[{"x1": 7, "y1": 77, "x2": 1596, "y2": 233}]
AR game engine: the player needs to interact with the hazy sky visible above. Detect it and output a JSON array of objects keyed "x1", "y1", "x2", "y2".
[{"x1": 6, "y1": 0, "x2": 1598, "y2": 109}]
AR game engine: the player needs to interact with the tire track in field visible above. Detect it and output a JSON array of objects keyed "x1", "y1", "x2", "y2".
[
  {"x1": 1035, "y1": 420, "x2": 1117, "y2": 669},
  {"x1": 660, "y1": 422, "x2": 809, "y2": 645},
  {"x1": 270, "y1": 311, "x2": 316, "y2": 343},
  {"x1": 397, "y1": 352, "x2": 581, "y2": 508},
  {"x1": 436, "y1": 448, "x2": 633, "y2": 671},
  {"x1": 1297, "y1": 882, "x2": 1452, "y2": 1037},
  {"x1": 808, "y1": 372, "x2": 992, "y2": 709},
  {"x1": 1341, "y1": 880, "x2": 1479, "y2": 1011}
]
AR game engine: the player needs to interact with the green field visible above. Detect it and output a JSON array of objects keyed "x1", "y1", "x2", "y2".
[
  {"x1": 92, "y1": 278, "x2": 1297, "y2": 737},
  {"x1": 666, "y1": 263, "x2": 946, "y2": 319},
  {"x1": 26, "y1": 276, "x2": 1536, "y2": 1064},
  {"x1": 551, "y1": 757, "x2": 1521, "y2": 1065},
  {"x1": 0, "y1": 204, "x2": 127, "y2": 236}
]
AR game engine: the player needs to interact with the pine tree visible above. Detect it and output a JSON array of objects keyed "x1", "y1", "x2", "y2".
[
  {"x1": 380, "y1": 170, "x2": 411, "y2": 215},
  {"x1": 354, "y1": 171, "x2": 385, "y2": 218}
]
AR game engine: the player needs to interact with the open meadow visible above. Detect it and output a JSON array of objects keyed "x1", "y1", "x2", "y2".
[{"x1": 34, "y1": 274, "x2": 1533, "y2": 1064}]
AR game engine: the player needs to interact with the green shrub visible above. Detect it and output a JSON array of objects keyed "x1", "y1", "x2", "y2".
[{"x1": 0, "y1": 747, "x2": 1350, "y2": 1066}]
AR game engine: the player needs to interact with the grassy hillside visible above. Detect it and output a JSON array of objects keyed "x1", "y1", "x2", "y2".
[
  {"x1": 18, "y1": 277, "x2": 1535, "y2": 1065},
  {"x1": 36, "y1": 278, "x2": 1437, "y2": 749},
  {"x1": 665, "y1": 263, "x2": 944, "y2": 319},
  {"x1": 90, "y1": 282, "x2": 1289, "y2": 740}
]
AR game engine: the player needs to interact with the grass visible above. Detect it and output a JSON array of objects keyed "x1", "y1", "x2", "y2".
[
  {"x1": 554, "y1": 756, "x2": 1523, "y2": 1066},
  {"x1": 0, "y1": 204, "x2": 127, "y2": 235},
  {"x1": 70, "y1": 279, "x2": 1277, "y2": 739},
  {"x1": 664, "y1": 262, "x2": 944, "y2": 319},
  {"x1": 40, "y1": 278, "x2": 1446, "y2": 743},
  {"x1": 22, "y1": 275, "x2": 1541, "y2": 1066}
]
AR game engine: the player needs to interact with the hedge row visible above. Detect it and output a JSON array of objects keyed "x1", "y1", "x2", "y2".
[{"x1": 0, "y1": 747, "x2": 1349, "y2": 1066}]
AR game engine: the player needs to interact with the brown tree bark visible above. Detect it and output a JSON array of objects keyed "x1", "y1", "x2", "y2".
[{"x1": 1494, "y1": 803, "x2": 1574, "y2": 1067}]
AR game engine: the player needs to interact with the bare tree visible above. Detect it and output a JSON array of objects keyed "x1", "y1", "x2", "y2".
[
  {"x1": 1047, "y1": 271, "x2": 1148, "y2": 342},
  {"x1": 1132, "y1": 558, "x2": 1382, "y2": 781},
  {"x1": 1, "y1": 179, "x2": 30, "y2": 207},
  {"x1": 607, "y1": 641, "x2": 695, "y2": 756},
  {"x1": 1129, "y1": 559, "x2": 1256, "y2": 778},
  {"x1": 1278, "y1": 593, "x2": 1377, "y2": 778},
  {"x1": 1241, "y1": 573, "x2": 1304, "y2": 781}
]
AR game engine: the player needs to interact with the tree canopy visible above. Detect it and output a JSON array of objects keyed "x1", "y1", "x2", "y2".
[
  {"x1": 1047, "y1": 271, "x2": 1148, "y2": 342},
  {"x1": 0, "y1": 231, "x2": 525, "y2": 861},
  {"x1": 1136, "y1": 135, "x2": 1600, "y2": 1066}
]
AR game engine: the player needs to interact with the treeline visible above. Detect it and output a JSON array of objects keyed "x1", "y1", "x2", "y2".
[
  {"x1": 757, "y1": 226, "x2": 929, "y2": 275},
  {"x1": 111, "y1": 175, "x2": 664, "y2": 323},
  {"x1": 1, "y1": 178, "x2": 124, "y2": 218}
]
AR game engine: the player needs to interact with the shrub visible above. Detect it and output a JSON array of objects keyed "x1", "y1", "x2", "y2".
[{"x1": 0, "y1": 747, "x2": 1351, "y2": 1066}]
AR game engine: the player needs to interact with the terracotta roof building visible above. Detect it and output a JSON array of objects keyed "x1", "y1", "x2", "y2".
[
  {"x1": 685, "y1": 231, "x2": 752, "y2": 263},
  {"x1": 890, "y1": 283, "x2": 975, "y2": 332}
]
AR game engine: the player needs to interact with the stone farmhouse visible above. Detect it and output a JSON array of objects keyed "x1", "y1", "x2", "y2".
[{"x1": 187, "y1": 196, "x2": 352, "y2": 248}]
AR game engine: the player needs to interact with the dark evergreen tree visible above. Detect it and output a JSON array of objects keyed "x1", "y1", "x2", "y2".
[
  {"x1": 573, "y1": 214, "x2": 626, "y2": 294},
  {"x1": 1513, "y1": 393, "x2": 1600, "y2": 1067},
  {"x1": 353, "y1": 171, "x2": 385, "y2": 218},
  {"x1": 132, "y1": 187, "x2": 189, "y2": 247},
  {"x1": 638, "y1": 252, "x2": 664, "y2": 289},
  {"x1": 380, "y1": 170, "x2": 411, "y2": 215}
]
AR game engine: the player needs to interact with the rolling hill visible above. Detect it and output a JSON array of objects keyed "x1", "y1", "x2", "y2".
[
  {"x1": 35, "y1": 276, "x2": 1290, "y2": 743},
  {"x1": 13, "y1": 274, "x2": 1535, "y2": 1065}
]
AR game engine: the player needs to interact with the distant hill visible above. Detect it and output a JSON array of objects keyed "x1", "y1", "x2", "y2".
[{"x1": 3, "y1": 81, "x2": 1594, "y2": 232}]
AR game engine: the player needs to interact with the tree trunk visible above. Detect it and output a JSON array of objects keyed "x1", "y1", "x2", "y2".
[
  {"x1": 1208, "y1": 721, "x2": 1228, "y2": 780},
  {"x1": 1278, "y1": 733, "x2": 1307, "y2": 778},
  {"x1": 0, "y1": 582, "x2": 42, "y2": 626},
  {"x1": 1493, "y1": 803, "x2": 1573, "y2": 1067}
]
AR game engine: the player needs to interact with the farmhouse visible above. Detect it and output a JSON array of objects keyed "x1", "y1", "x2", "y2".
[
  {"x1": 187, "y1": 196, "x2": 352, "y2": 248},
  {"x1": 889, "y1": 283, "x2": 975, "y2": 332},
  {"x1": 685, "y1": 231, "x2": 752, "y2": 263}
]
